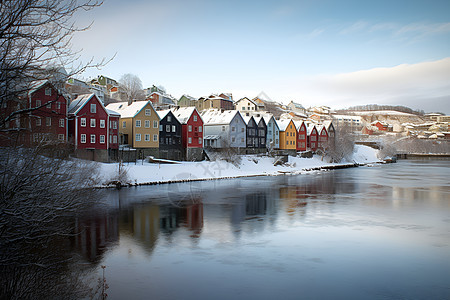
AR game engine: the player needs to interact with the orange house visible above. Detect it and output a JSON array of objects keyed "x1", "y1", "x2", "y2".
[{"x1": 277, "y1": 119, "x2": 297, "y2": 150}]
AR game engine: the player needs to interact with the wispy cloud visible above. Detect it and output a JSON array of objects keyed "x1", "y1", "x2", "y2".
[{"x1": 339, "y1": 21, "x2": 369, "y2": 35}]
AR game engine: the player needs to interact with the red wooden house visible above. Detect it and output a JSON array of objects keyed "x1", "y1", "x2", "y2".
[
  {"x1": 171, "y1": 107, "x2": 204, "y2": 161},
  {"x1": 371, "y1": 121, "x2": 388, "y2": 131},
  {"x1": 307, "y1": 124, "x2": 319, "y2": 152},
  {"x1": 295, "y1": 121, "x2": 307, "y2": 151},
  {"x1": 68, "y1": 94, "x2": 119, "y2": 162},
  {"x1": 1, "y1": 80, "x2": 68, "y2": 146},
  {"x1": 317, "y1": 125, "x2": 329, "y2": 150}
]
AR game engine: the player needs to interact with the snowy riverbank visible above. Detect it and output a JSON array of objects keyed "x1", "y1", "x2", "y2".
[{"x1": 98, "y1": 145, "x2": 382, "y2": 186}]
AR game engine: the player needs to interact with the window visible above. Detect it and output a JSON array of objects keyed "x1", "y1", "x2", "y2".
[
  {"x1": 188, "y1": 125, "x2": 192, "y2": 132},
  {"x1": 46, "y1": 117, "x2": 51, "y2": 126},
  {"x1": 153, "y1": 121, "x2": 158, "y2": 128},
  {"x1": 159, "y1": 125, "x2": 163, "y2": 131},
  {"x1": 241, "y1": 128, "x2": 245, "y2": 132},
  {"x1": 90, "y1": 119, "x2": 96, "y2": 127},
  {"x1": 241, "y1": 138, "x2": 244, "y2": 143},
  {"x1": 242, "y1": 107, "x2": 246, "y2": 111},
  {"x1": 123, "y1": 121, "x2": 126, "y2": 128},
  {"x1": 109, "y1": 135, "x2": 112, "y2": 143},
  {"x1": 193, "y1": 115, "x2": 197, "y2": 122},
  {"x1": 100, "y1": 135, "x2": 105, "y2": 144},
  {"x1": 232, "y1": 137, "x2": 235, "y2": 142},
  {"x1": 145, "y1": 134, "x2": 150, "y2": 141},
  {"x1": 113, "y1": 135, "x2": 117, "y2": 143},
  {"x1": 232, "y1": 127, "x2": 235, "y2": 132},
  {"x1": 145, "y1": 109, "x2": 151, "y2": 116},
  {"x1": 90, "y1": 104, "x2": 96, "y2": 113},
  {"x1": 199, "y1": 138, "x2": 202, "y2": 144},
  {"x1": 56, "y1": 102, "x2": 61, "y2": 110},
  {"x1": 58, "y1": 134, "x2": 64, "y2": 141},
  {"x1": 59, "y1": 119, "x2": 64, "y2": 127},
  {"x1": 81, "y1": 118, "x2": 86, "y2": 127},
  {"x1": 36, "y1": 100, "x2": 41, "y2": 108},
  {"x1": 135, "y1": 134, "x2": 141, "y2": 141},
  {"x1": 145, "y1": 120, "x2": 150, "y2": 128},
  {"x1": 172, "y1": 125, "x2": 176, "y2": 132},
  {"x1": 167, "y1": 116, "x2": 171, "y2": 122},
  {"x1": 222, "y1": 126, "x2": 225, "y2": 131},
  {"x1": 81, "y1": 134, "x2": 86, "y2": 143},
  {"x1": 135, "y1": 120, "x2": 141, "y2": 127},
  {"x1": 153, "y1": 134, "x2": 158, "y2": 141},
  {"x1": 188, "y1": 137, "x2": 192, "y2": 144},
  {"x1": 100, "y1": 119, "x2": 105, "y2": 128},
  {"x1": 286, "y1": 141, "x2": 289, "y2": 145},
  {"x1": 199, "y1": 126, "x2": 202, "y2": 132},
  {"x1": 45, "y1": 88, "x2": 51, "y2": 96},
  {"x1": 46, "y1": 102, "x2": 51, "y2": 109},
  {"x1": 90, "y1": 134, "x2": 95, "y2": 143},
  {"x1": 166, "y1": 125, "x2": 170, "y2": 132},
  {"x1": 36, "y1": 117, "x2": 41, "y2": 126},
  {"x1": 113, "y1": 121, "x2": 117, "y2": 129}
]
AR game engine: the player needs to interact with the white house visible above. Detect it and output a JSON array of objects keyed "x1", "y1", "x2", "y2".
[
  {"x1": 201, "y1": 109, "x2": 246, "y2": 148},
  {"x1": 235, "y1": 97, "x2": 262, "y2": 112}
]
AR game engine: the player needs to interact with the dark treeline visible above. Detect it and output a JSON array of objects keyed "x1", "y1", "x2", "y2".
[{"x1": 337, "y1": 104, "x2": 428, "y2": 115}]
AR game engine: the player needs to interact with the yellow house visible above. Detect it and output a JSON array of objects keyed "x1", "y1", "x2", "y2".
[
  {"x1": 277, "y1": 119, "x2": 297, "y2": 150},
  {"x1": 106, "y1": 101, "x2": 160, "y2": 156}
]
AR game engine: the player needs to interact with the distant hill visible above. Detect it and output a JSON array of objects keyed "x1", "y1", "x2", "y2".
[{"x1": 338, "y1": 104, "x2": 425, "y2": 116}]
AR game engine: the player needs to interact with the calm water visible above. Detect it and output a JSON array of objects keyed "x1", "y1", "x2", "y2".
[{"x1": 75, "y1": 159, "x2": 450, "y2": 300}]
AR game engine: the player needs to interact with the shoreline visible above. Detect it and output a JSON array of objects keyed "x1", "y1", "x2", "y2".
[{"x1": 98, "y1": 161, "x2": 390, "y2": 189}]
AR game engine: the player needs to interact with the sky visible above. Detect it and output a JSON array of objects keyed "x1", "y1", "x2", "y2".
[{"x1": 72, "y1": 0, "x2": 450, "y2": 113}]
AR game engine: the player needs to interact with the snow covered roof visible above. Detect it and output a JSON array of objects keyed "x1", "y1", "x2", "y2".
[
  {"x1": 106, "y1": 101, "x2": 153, "y2": 118},
  {"x1": 204, "y1": 135, "x2": 221, "y2": 140},
  {"x1": 293, "y1": 120, "x2": 305, "y2": 130},
  {"x1": 69, "y1": 93, "x2": 95, "y2": 114},
  {"x1": 352, "y1": 110, "x2": 416, "y2": 116},
  {"x1": 171, "y1": 107, "x2": 200, "y2": 124},
  {"x1": 201, "y1": 109, "x2": 242, "y2": 125},
  {"x1": 180, "y1": 94, "x2": 197, "y2": 101},
  {"x1": 236, "y1": 97, "x2": 258, "y2": 106},
  {"x1": 306, "y1": 123, "x2": 317, "y2": 135},
  {"x1": 277, "y1": 119, "x2": 294, "y2": 131},
  {"x1": 157, "y1": 109, "x2": 171, "y2": 120},
  {"x1": 106, "y1": 109, "x2": 120, "y2": 117},
  {"x1": 28, "y1": 80, "x2": 49, "y2": 96}
]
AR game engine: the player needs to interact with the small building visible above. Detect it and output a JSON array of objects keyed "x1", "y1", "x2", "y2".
[
  {"x1": 323, "y1": 120, "x2": 336, "y2": 149},
  {"x1": 287, "y1": 101, "x2": 306, "y2": 116},
  {"x1": 201, "y1": 109, "x2": 246, "y2": 149},
  {"x1": 294, "y1": 121, "x2": 307, "y2": 151},
  {"x1": 277, "y1": 119, "x2": 297, "y2": 150},
  {"x1": 178, "y1": 94, "x2": 198, "y2": 107},
  {"x1": 263, "y1": 115, "x2": 280, "y2": 150},
  {"x1": 235, "y1": 97, "x2": 263, "y2": 112},
  {"x1": 157, "y1": 110, "x2": 183, "y2": 160},
  {"x1": 371, "y1": 120, "x2": 389, "y2": 131},
  {"x1": 316, "y1": 125, "x2": 329, "y2": 150},
  {"x1": 171, "y1": 107, "x2": 204, "y2": 161},
  {"x1": 201, "y1": 94, "x2": 235, "y2": 111},
  {"x1": 307, "y1": 124, "x2": 319, "y2": 152},
  {"x1": 254, "y1": 116, "x2": 267, "y2": 149},
  {"x1": 243, "y1": 115, "x2": 259, "y2": 148},
  {"x1": 68, "y1": 94, "x2": 119, "y2": 162},
  {"x1": 106, "y1": 101, "x2": 160, "y2": 158}
]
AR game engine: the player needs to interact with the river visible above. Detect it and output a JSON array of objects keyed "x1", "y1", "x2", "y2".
[{"x1": 72, "y1": 159, "x2": 450, "y2": 299}]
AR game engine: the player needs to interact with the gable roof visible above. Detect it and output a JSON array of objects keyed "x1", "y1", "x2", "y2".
[
  {"x1": 236, "y1": 97, "x2": 258, "y2": 107},
  {"x1": 157, "y1": 109, "x2": 172, "y2": 120},
  {"x1": 69, "y1": 94, "x2": 95, "y2": 115},
  {"x1": 171, "y1": 107, "x2": 201, "y2": 124},
  {"x1": 200, "y1": 109, "x2": 242, "y2": 125},
  {"x1": 106, "y1": 101, "x2": 154, "y2": 118},
  {"x1": 293, "y1": 120, "x2": 306, "y2": 131},
  {"x1": 323, "y1": 120, "x2": 334, "y2": 131},
  {"x1": 277, "y1": 119, "x2": 294, "y2": 131}
]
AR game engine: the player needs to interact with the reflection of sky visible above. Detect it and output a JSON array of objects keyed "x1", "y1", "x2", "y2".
[{"x1": 89, "y1": 160, "x2": 450, "y2": 299}]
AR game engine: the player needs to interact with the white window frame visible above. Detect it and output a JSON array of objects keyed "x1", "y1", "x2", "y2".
[
  {"x1": 113, "y1": 135, "x2": 117, "y2": 143},
  {"x1": 193, "y1": 115, "x2": 197, "y2": 122},
  {"x1": 188, "y1": 125, "x2": 192, "y2": 132},
  {"x1": 46, "y1": 117, "x2": 51, "y2": 126},
  {"x1": 45, "y1": 88, "x2": 52, "y2": 96},
  {"x1": 135, "y1": 120, "x2": 141, "y2": 127},
  {"x1": 145, "y1": 120, "x2": 150, "y2": 128},
  {"x1": 36, "y1": 100, "x2": 41, "y2": 108},
  {"x1": 188, "y1": 137, "x2": 192, "y2": 144},
  {"x1": 100, "y1": 119, "x2": 105, "y2": 128},
  {"x1": 58, "y1": 134, "x2": 64, "y2": 141},
  {"x1": 90, "y1": 118, "x2": 96, "y2": 127},
  {"x1": 199, "y1": 126, "x2": 202, "y2": 132},
  {"x1": 90, "y1": 103, "x2": 96, "y2": 113},
  {"x1": 81, "y1": 118, "x2": 86, "y2": 127},
  {"x1": 166, "y1": 125, "x2": 170, "y2": 132},
  {"x1": 172, "y1": 125, "x2": 176, "y2": 132},
  {"x1": 123, "y1": 121, "x2": 126, "y2": 128},
  {"x1": 153, "y1": 121, "x2": 158, "y2": 128},
  {"x1": 145, "y1": 109, "x2": 151, "y2": 116},
  {"x1": 100, "y1": 135, "x2": 105, "y2": 144},
  {"x1": 80, "y1": 134, "x2": 86, "y2": 143},
  {"x1": 145, "y1": 134, "x2": 150, "y2": 141},
  {"x1": 135, "y1": 134, "x2": 141, "y2": 141},
  {"x1": 113, "y1": 121, "x2": 117, "y2": 129},
  {"x1": 36, "y1": 117, "x2": 41, "y2": 126},
  {"x1": 153, "y1": 134, "x2": 158, "y2": 141},
  {"x1": 90, "y1": 134, "x2": 95, "y2": 144},
  {"x1": 59, "y1": 118, "x2": 64, "y2": 127}
]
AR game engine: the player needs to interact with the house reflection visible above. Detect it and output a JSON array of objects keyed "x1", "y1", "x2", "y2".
[{"x1": 72, "y1": 213, "x2": 119, "y2": 263}]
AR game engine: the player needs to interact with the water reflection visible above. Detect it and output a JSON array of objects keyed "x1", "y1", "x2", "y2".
[{"x1": 51, "y1": 160, "x2": 450, "y2": 299}]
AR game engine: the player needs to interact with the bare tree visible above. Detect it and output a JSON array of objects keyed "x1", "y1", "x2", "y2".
[
  {"x1": 326, "y1": 124, "x2": 355, "y2": 162},
  {"x1": 119, "y1": 73, "x2": 145, "y2": 104},
  {"x1": 0, "y1": 0, "x2": 107, "y2": 129}
]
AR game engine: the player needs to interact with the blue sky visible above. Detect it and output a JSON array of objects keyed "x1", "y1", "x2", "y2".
[{"x1": 73, "y1": 0, "x2": 450, "y2": 113}]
